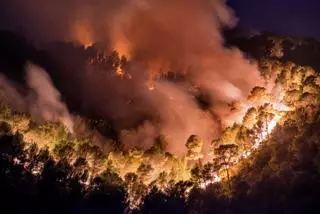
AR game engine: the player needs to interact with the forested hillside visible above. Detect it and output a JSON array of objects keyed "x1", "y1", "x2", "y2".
[{"x1": 1, "y1": 30, "x2": 320, "y2": 213}]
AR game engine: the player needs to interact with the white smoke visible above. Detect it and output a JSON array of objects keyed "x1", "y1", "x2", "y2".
[
  {"x1": 0, "y1": 63, "x2": 74, "y2": 133},
  {"x1": 0, "y1": 0, "x2": 264, "y2": 154}
]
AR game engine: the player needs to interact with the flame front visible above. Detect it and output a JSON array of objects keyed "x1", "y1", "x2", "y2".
[{"x1": 199, "y1": 100, "x2": 291, "y2": 189}]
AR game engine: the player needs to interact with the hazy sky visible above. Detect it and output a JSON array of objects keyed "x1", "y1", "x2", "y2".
[
  {"x1": 0, "y1": 0, "x2": 319, "y2": 40},
  {"x1": 228, "y1": 0, "x2": 320, "y2": 39}
]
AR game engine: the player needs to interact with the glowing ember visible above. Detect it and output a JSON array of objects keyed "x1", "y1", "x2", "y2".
[
  {"x1": 147, "y1": 82, "x2": 155, "y2": 91},
  {"x1": 199, "y1": 174, "x2": 222, "y2": 189},
  {"x1": 115, "y1": 66, "x2": 125, "y2": 76}
]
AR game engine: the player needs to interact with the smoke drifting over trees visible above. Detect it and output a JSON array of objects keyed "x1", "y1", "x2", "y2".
[
  {"x1": 1, "y1": 2, "x2": 320, "y2": 213},
  {"x1": 0, "y1": 64, "x2": 74, "y2": 132},
  {"x1": 0, "y1": 0, "x2": 263, "y2": 154}
]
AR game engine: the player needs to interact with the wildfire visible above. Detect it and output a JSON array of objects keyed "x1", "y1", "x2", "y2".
[
  {"x1": 115, "y1": 66, "x2": 125, "y2": 76},
  {"x1": 199, "y1": 174, "x2": 222, "y2": 189},
  {"x1": 253, "y1": 113, "x2": 282, "y2": 149},
  {"x1": 147, "y1": 84, "x2": 155, "y2": 91},
  {"x1": 199, "y1": 100, "x2": 291, "y2": 189},
  {"x1": 73, "y1": 21, "x2": 94, "y2": 49},
  {"x1": 112, "y1": 32, "x2": 131, "y2": 59}
]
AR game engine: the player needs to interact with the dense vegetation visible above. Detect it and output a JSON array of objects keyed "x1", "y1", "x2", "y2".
[{"x1": 1, "y1": 30, "x2": 320, "y2": 213}]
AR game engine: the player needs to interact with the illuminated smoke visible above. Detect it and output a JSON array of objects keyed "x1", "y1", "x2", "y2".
[
  {"x1": 1, "y1": 0, "x2": 264, "y2": 153},
  {"x1": 26, "y1": 63, "x2": 74, "y2": 133},
  {"x1": 0, "y1": 63, "x2": 74, "y2": 133}
]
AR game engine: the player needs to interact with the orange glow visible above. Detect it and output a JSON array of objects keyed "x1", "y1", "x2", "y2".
[
  {"x1": 73, "y1": 21, "x2": 93, "y2": 49},
  {"x1": 113, "y1": 32, "x2": 131, "y2": 59},
  {"x1": 148, "y1": 85, "x2": 155, "y2": 91},
  {"x1": 115, "y1": 66, "x2": 125, "y2": 77},
  {"x1": 199, "y1": 100, "x2": 291, "y2": 189},
  {"x1": 147, "y1": 81, "x2": 155, "y2": 91}
]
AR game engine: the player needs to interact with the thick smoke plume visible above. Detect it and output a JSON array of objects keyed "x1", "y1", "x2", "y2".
[
  {"x1": 0, "y1": 63, "x2": 74, "y2": 133},
  {"x1": 1, "y1": 0, "x2": 263, "y2": 155}
]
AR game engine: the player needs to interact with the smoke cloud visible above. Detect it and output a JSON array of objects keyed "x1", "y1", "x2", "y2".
[
  {"x1": 0, "y1": 63, "x2": 74, "y2": 133},
  {"x1": 0, "y1": 0, "x2": 263, "y2": 155}
]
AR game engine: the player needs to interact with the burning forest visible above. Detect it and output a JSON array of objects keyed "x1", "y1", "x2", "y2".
[{"x1": 1, "y1": 0, "x2": 320, "y2": 214}]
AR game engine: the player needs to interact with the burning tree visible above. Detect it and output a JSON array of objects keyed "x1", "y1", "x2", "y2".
[
  {"x1": 242, "y1": 107, "x2": 258, "y2": 129},
  {"x1": 185, "y1": 135, "x2": 204, "y2": 165},
  {"x1": 213, "y1": 144, "x2": 239, "y2": 189},
  {"x1": 248, "y1": 86, "x2": 271, "y2": 104}
]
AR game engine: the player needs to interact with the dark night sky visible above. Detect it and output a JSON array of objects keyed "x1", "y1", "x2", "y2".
[{"x1": 228, "y1": 0, "x2": 320, "y2": 39}]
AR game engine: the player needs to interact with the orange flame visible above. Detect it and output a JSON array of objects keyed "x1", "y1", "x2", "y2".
[
  {"x1": 115, "y1": 66, "x2": 125, "y2": 77},
  {"x1": 73, "y1": 21, "x2": 93, "y2": 49},
  {"x1": 113, "y1": 32, "x2": 131, "y2": 59}
]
